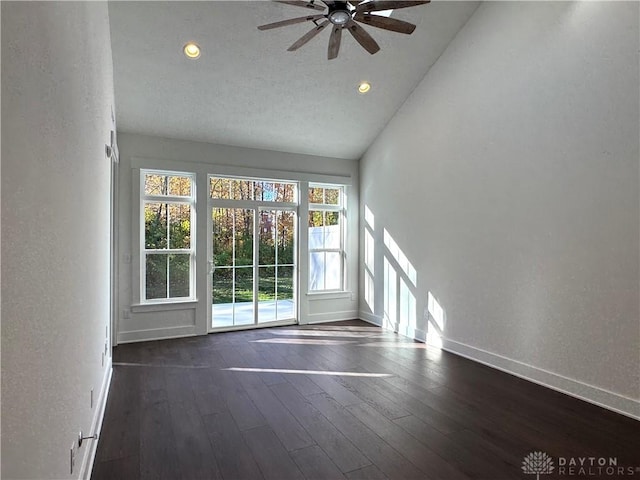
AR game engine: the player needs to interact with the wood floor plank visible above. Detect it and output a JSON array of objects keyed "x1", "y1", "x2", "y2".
[
  {"x1": 347, "y1": 402, "x2": 470, "y2": 480},
  {"x1": 270, "y1": 382, "x2": 371, "y2": 473},
  {"x1": 164, "y1": 366, "x2": 196, "y2": 404},
  {"x1": 393, "y1": 414, "x2": 521, "y2": 479},
  {"x1": 169, "y1": 400, "x2": 222, "y2": 479},
  {"x1": 281, "y1": 350, "x2": 364, "y2": 406},
  {"x1": 307, "y1": 393, "x2": 426, "y2": 479},
  {"x1": 236, "y1": 371, "x2": 315, "y2": 452},
  {"x1": 251, "y1": 346, "x2": 325, "y2": 396},
  {"x1": 202, "y1": 411, "x2": 265, "y2": 480},
  {"x1": 211, "y1": 368, "x2": 267, "y2": 431},
  {"x1": 189, "y1": 367, "x2": 227, "y2": 417},
  {"x1": 139, "y1": 395, "x2": 180, "y2": 480},
  {"x1": 345, "y1": 465, "x2": 389, "y2": 480},
  {"x1": 241, "y1": 425, "x2": 305, "y2": 480},
  {"x1": 335, "y1": 374, "x2": 412, "y2": 420},
  {"x1": 91, "y1": 455, "x2": 139, "y2": 480},
  {"x1": 95, "y1": 368, "x2": 141, "y2": 463},
  {"x1": 290, "y1": 445, "x2": 346, "y2": 480}
]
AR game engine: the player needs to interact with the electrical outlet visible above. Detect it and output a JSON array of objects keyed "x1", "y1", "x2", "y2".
[
  {"x1": 351, "y1": 292, "x2": 357, "y2": 302},
  {"x1": 122, "y1": 309, "x2": 130, "y2": 319}
]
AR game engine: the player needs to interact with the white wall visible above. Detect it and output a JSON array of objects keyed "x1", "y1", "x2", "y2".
[
  {"x1": 360, "y1": 1, "x2": 639, "y2": 418},
  {"x1": 116, "y1": 133, "x2": 359, "y2": 343},
  {"x1": 1, "y1": 2, "x2": 115, "y2": 478}
]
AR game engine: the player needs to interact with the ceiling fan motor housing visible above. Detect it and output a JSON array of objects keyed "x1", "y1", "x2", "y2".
[{"x1": 328, "y1": 2, "x2": 352, "y2": 25}]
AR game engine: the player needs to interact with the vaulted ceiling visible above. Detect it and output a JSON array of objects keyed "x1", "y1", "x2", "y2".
[{"x1": 109, "y1": 1, "x2": 479, "y2": 160}]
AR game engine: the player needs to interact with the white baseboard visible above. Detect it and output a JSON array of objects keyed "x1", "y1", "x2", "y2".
[
  {"x1": 80, "y1": 360, "x2": 113, "y2": 480},
  {"x1": 117, "y1": 325, "x2": 197, "y2": 343},
  {"x1": 359, "y1": 312, "x2": 426, "y2": 343},
  {"x1": 358, "y1": 311, "x2": 382, "y2": 326},
  {"x1": 413, "y1": 327, "x2": 427, "y2": 343},
  {"x1": 306, "y1": 310, "x2": 359, "y2": 324},
  {"x1": 441, "y1": 338, "x2": 640, "y2": 421}
]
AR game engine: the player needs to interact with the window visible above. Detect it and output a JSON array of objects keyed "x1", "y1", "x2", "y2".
[
  {"x1": 141, "y1": 171, "x2": 195, "y2": 301},
  {"x1": 210, "y1": 177, "x2": 296, "y2": 203},
  {"x1": 308, "y1": 184, "x2": 345, "y2": 291}
]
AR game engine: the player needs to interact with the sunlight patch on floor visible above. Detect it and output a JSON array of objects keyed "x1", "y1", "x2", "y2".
[
  {"x1": 224, "y1": 367, "x2": 393, "y2": 377},
  {"x1": 252, "y1": 338, "x2": 357, "y2": 345},
  {"x1": 268, "y1": 329, "x2": 382, "y2": 338}
]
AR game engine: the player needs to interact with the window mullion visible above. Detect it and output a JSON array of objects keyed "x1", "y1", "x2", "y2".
[
  {"x1": 274, "y1": 211, "x2": 279, "y2": 317},
  {"x1": 165, "y1": 254, "x2": 170, "y2": 299}
]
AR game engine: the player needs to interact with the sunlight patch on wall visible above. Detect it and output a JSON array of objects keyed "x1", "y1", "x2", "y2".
[
  {"x1": 364, "y1": 228, "x2": 375, "y2": 311},
  {"x1": 364, "y1": 205, "x2": 375, "y2": 230},
  {"x1": 364, "y1": 205, "x2": 376, "y2": 312},
  {"x1": 426, "y1": 291, "x2": 445, "y2": 348},
  {"x1": 399, "y1": 278, "x2": 416, "y2": 330},
  {"x1": 383, "y1": 257, "x2": 397, "y2": 327},
  {"x1": 365, "y1": 270, "x2": 375, "y2": 312},
  {"x1": 384, "y1": 229, "x2": 416, "y2": 286}
]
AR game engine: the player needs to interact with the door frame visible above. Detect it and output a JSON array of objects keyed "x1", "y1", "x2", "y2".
[{"x1": 207, "y1": 197, "x2": 299, "y2": 333}]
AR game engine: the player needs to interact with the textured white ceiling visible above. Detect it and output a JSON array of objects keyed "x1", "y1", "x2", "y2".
[{"x1": 109, "y1": 1, "x2": 479, "y2": 160}]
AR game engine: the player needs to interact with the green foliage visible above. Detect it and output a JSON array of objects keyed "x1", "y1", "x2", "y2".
[
  {"x1": 144, "y1": 202, "x2": 191, "y2": 299},
  {"x1": 212, "y1": 272, "x2": 293, "y2": 304}
]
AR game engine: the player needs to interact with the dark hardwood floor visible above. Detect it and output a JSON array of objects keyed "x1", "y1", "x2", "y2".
[{"x1": 92, "y1": 320, "x2": 640, "y2": 480}]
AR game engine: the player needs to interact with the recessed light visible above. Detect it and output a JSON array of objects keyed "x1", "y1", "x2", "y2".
[
  {"x1": 183, "y1": 42, "x2": 201, "y2": 59},
  {"x1": 358, "y1": 82, "x2": 371, "y2": 94}
]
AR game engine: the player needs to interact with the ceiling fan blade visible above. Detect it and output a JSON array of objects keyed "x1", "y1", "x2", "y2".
[
  {"x1": 353, "y1": 13, "x2": 415, "y2": 34},
  {"x1": 288, "y1": 20, "x2": 330, "y2": 51},
  {"x1": 275, "y1": 1, "x2": 326, "y2": 11},
  {"x1": 346, "y1": 20, "x2": 380, "y2": 55},
  {"x1": 328, "y1": 25, "x2": 343, "y2": 60},
  {"x1": 258, "y1": 14, "x2": 325, "y2": 30},
  {"x1": 356, "y1": 1, "x2": 430, "y2": 13}
]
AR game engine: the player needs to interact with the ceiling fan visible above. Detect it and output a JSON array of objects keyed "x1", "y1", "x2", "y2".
[{"x1": 258, "y1": 1, "x2": 430, "y2": 60}]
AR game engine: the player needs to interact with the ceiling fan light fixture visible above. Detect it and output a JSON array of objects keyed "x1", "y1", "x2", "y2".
[
  {"x1": 328, "y1": 10, "x2": 351, "y2": 25},
  {"x1": 183, "y1": 42, "x2": 201, "y2": 59},
  {"x1": 358, "y1": 81, "x2": 371, "y2": 94}
]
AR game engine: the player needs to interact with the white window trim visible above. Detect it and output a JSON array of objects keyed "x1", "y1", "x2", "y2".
[
  {"x1": 140, "y1": 169, "x2": 196, "y2": 304},
  {"x1": 308, "y1": 184, "x2": 346, "y2": 293}
]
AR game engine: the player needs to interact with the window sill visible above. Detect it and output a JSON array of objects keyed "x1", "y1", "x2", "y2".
[
  {"x1": 306, "y1": 291, "x2": 353, "y2": 301},
  {"x1": 131, "y1": 299, "x2": 198, "y2": 313}
]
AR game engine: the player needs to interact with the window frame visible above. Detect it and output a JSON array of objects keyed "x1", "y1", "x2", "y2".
[
  {"x1": 308, "y1": 183, "x2": 346, "y2": 293},
  {"x1": 140, "y1": 169, "x2": 196, "y2": 303}
]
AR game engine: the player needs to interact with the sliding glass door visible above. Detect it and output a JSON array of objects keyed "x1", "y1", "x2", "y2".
[
  {"x1": 257, "y1": 210, "x2": 295, "y2": 324},
  {"x1": 211, "y1": 208, "x2": 255, "y2": 326},
  {"x1": 209, "y1": 177, "x2": 297, "y2": 330}
]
